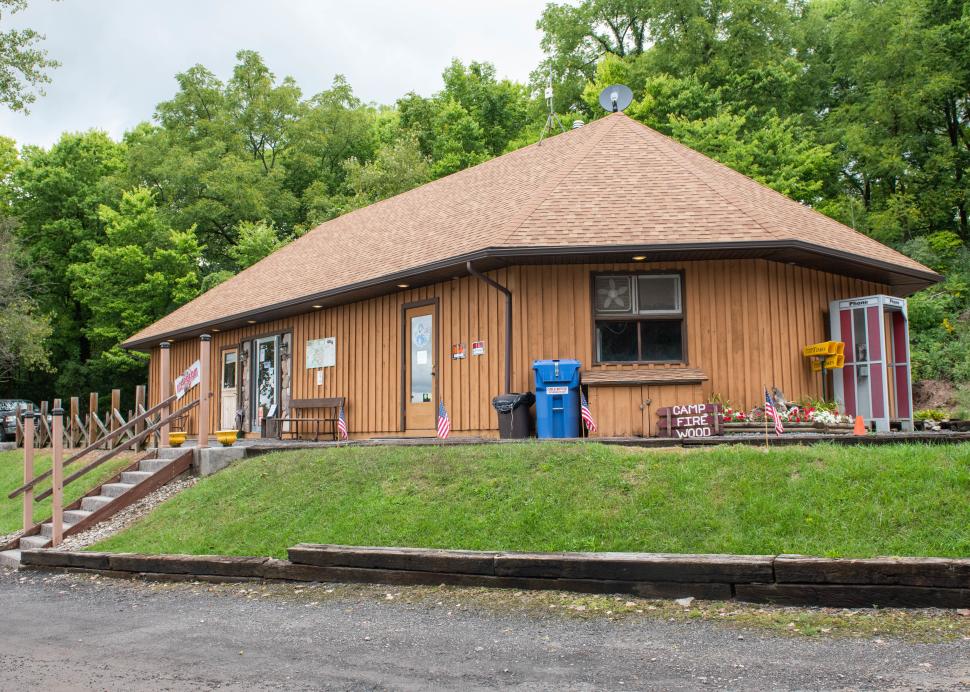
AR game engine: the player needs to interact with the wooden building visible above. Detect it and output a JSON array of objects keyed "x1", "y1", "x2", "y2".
[{"x1": 123, "y1": 113, "x2": 940, "y2": 439}]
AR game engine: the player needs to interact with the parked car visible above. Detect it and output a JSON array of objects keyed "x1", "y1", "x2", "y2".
[{"x1": 1, "y1": 400, "x2": 35, "y2": 441}]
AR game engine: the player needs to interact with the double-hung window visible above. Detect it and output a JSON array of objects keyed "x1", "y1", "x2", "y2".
[{"x1": 593, "y1": 273, "x2": 685, "y2": 363}]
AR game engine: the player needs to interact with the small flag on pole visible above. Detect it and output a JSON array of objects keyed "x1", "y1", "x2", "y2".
[
  {"x1": 764, "y1": 388, "x2": 784, "y2": 436},
  {"x1": 436, "y1": 401, "x2": 452, "y2": 439},
  {"x1": 336, "y1": 404, "x2": 349, "y2": 441},
  {"x1": 580, "y1": 391, "x2": 597, "y2": 434}
]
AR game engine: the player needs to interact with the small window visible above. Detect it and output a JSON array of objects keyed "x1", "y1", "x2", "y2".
[
  {"x1": 640, "y1": 320, "x2": 682, "y2": 361},
  {"x1": 594, "y1": 273, "x2": 684, "y2": 363},
  {"x1": 222, "y1": 351, "x2": 237, "y2": 389},
  {"x1": 597, "y1": 321, "x2": 639, "y2": 362},
  {"x1": 637, "y1": 275, "x2": 680, "y2": 313}
]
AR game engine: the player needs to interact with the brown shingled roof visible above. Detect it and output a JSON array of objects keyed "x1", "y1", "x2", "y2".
[{"x1": 124, "y1": 113, "x2": 940, "y2": 348}]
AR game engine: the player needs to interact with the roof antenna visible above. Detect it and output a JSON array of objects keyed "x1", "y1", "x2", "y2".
[
  {"x1": 538, "y1": 68, "x2": 566, "y2": 145},
  {"x1": 598, "y1": 84, "x2": 634, "y2": 113}
]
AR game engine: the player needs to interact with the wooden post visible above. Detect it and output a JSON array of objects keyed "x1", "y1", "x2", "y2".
[
  {"x1": 87, "y1": 392, "x2": 98, "y2": 448},
  {"x1": 53, "y1": 398, "x2": 62, "y2": 448},
  {"x1": 51, "y1": 407, "x2": 64, "y2": 547},
  {"x1": 198, "y1": 335, "x2": 211, "y2": 449},
  {"x1": 160, "y1": 342, "x2": 171, "y2": 448},
  {"x1": 69, "y1": 397, "x2": 80, "y2": 449},
  {"x1": 109, "y1": 389, "x2": 121, "y2": 449},
  {"x1": 38, "y1": 401, "x2": 49, "y2": 447},
  {"x1": 134, "y1": 385, "x2": 146, "y2": 451},
  {"x1": 22, "y1": 412, "x2": 34, "y2": 531}
]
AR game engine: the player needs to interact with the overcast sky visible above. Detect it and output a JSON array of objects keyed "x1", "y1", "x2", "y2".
[{"x1": 0, "y1": 0, "x2": 548, "y2": 147}]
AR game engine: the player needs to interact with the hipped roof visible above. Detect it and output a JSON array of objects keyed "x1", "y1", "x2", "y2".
[{"x1": 124, "y1": 112, "x2": 940, "y2": 349}]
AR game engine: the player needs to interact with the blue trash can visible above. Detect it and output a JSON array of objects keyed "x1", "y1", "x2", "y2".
[{"x1": 533, "y1": 359, "x2": 582, "y2": 438}]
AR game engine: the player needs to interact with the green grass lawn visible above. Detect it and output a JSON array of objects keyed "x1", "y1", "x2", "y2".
[
  {"x1": 0, "y1": 449, "x2": 135, "y2": 534},
  {"x1": 90, "y1": 442, "x2": 970, "y2": 559}
]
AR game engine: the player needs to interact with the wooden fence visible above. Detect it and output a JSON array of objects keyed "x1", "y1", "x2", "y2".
[{"x1": 11, "y1": 385, "x2": 158, "y2": 452}]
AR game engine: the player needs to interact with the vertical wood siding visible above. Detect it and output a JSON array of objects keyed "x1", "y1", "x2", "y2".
[{"x1": 148, "y1": 260, "x2": 885, "y2": 437}]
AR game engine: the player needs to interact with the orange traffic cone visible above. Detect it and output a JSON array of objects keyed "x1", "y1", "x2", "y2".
[{"x1": 853, "y1": 416, "x2": 866, "y2": 436}]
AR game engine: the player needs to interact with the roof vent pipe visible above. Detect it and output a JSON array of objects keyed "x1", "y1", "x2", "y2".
[
  {"x1": 572, "y1": 119, "x2": 584, "y2": 129},
  {"x1": 466, "y1": 261, "x2": 512, "y2": 394}
]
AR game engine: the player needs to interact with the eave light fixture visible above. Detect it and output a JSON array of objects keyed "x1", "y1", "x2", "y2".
[
  {"x1": 632, "y1": 255, "x2": 647, "y2": 261},
  {"x1": 396, "y1": 283, "x2": 410, "y2": 288},
  {"x1": 312, "y1": 304, "x2": 323, "y2": 309}
]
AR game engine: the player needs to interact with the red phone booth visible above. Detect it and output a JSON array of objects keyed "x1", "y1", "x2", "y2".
[{"x1": 829, "y1": 295, "x2": 913, "y2": 432}]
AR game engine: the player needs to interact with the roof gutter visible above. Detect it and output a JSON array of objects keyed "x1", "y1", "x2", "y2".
[{"x1": 466, "y1": 261, "x2": 512, "y2": 394}]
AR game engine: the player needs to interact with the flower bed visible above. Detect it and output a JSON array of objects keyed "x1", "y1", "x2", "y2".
[{"x1": 721, "y1": 402, "x2": 853, "y2": 435}]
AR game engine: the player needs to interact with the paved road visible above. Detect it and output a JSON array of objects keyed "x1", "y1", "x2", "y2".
[{"x1": 1, "y1": 569, "x2": 968, "y2": 690}]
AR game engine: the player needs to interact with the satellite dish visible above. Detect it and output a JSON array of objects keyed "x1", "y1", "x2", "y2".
[{"x1": 598, "y1": 84, "x2": 634, "y2": 113}]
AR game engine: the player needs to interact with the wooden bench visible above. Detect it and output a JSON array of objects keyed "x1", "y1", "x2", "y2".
[{"x1": 275, "y1": 397, "x2": 345, "y2": 441}]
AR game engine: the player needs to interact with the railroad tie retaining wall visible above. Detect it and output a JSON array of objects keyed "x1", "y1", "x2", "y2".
[{"x1": 18, "y1": 546, "x2": 970, "y2": 608}]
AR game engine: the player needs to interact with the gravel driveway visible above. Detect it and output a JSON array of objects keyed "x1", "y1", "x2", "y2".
[{"x1": 1, "y1": 568, "x2": 968, "y2": 690}]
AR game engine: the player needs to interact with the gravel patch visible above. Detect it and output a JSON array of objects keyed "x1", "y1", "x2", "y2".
[
  {"x1": 1, "y1": 569, "x2": 968, "y2": 690},
  {"x1": 51, "y1": 474, "x2": 198, "y2": 551}
]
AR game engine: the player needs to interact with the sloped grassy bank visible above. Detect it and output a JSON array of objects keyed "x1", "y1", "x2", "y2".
[{"x1": 91, "y1": 442, "x2": 970, "y2": 559}]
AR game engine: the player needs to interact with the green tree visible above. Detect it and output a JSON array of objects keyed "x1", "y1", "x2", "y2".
[
  {"x1": 0, "y1": 0, "x2": 58, "y2": 111},
  {"x1": 228, "y1": 219, "x2": 288, "y2": 269},
  {"x1": 0, "y1": 219, "x2": 51, "y2": 382},
  {"x1": 806, "y1": 0, "x2": 970, "y2": 243},
  {"x1": 669, "y1": 110, "x2": 837, "y2": 204},
  {"x1": 129, "y1": 51, "x2": 302, "y2": 265},
  {"x1": 341, "y1": 135, "x2": 431, "y2": 209},
  {"x1": 10, "y1": 130, "x2": 125, "y2": 392},
  {"x1": 68, "y1": 188, "x2": 202, "y2": 375}
]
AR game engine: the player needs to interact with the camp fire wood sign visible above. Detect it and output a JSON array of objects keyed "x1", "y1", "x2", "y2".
[{"x1": 655, "y1": 403, "x2": 723, "y2": 438}]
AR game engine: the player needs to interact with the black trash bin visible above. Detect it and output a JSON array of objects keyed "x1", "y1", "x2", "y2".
[{"x1": 491, "y1": 392, "x2": 535, "y2": 439}]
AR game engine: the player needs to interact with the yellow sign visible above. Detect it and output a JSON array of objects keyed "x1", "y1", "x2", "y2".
[
  {"x1": 802, "y1": 341, "x2": 844, "y2": 357},
  {"x1": 824, "y1": 354, "x2": 844, "y2": 369},
  {"x1": 811, "y1": 354, "x2": 845, "y2": 371}
]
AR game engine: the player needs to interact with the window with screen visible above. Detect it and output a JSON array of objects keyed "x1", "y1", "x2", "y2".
[{"x1": 593, "y1": 273, "x2": 684, "y2": 363}]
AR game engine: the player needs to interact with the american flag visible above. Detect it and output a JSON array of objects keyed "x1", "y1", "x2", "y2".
[
  {"x1": 336, "y1": 405, "x2": 349, "y2": 441},
  {"x1": 580, "y1": 391, "x2": 597, "y2": 434},
  {"x1": 436, "y1": 401, "x2": 451, "y2": 439},
  {"x1": 764, "y1": 388, "x2": 784, "y2": 436}
]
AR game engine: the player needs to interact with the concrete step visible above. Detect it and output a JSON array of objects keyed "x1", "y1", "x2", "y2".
[
  {"x1": 81, "y1": 495, "x2": 113, "y2": 512},
  {"x1": 0, "y1": 549, "x2": 20, "y2": 569},
  {"x1": 63, "y1": 509, "x2": 92, "y2": 525},
  {"x1": 156, "y1": 447, "x2": 190, "y2": 460},
  {"x1": 120, "y1": 471, "x2": 153, "y2": 485},
  {"x1": 101, "y1": 483, "x2": 134, "y2": 498},
  {"x1": 19, "y1": 535, "x2": 49, "y2": 550},
  {"x1": 139, "y1": 458, "x2": 171, "y2": 473},
  {"x1": 41, "y1": 522, "x2": 74, "y2": 539}
]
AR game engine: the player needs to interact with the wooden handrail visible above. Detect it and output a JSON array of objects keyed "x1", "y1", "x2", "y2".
[
  {"x1": 8, "y1": 393, "x2": 180, "y2": 500},
  {"x1": 34, "y1": 398, "x2": 199, "y2": 502}
]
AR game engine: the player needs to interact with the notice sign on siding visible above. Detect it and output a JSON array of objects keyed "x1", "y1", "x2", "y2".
[
  {"x1": 655, "y1": 403, "x2": 722, "y2": 438},
  {"x1": 175, "y1": 360, "x2": 201, "y2": 400},
  {"x1": 306, "y1": 337, "x2": 336, "y2": 368}
]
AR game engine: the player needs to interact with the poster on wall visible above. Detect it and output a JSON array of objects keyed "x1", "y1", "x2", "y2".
[
  {"x1": 175, "y1": 360, "x2": 201, "y2": 399},
  {"x1": 306, "y1": 337, "x2": 336, "y2": 368},
  {"x1": 451, "y1": 343, "x2": 466, "y2": 360},
  {"x1": 471, "y1": 340, "x2": 485, "y2": 356}
]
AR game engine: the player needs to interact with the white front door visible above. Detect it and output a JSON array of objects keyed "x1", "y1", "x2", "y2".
[
  {"x1": 220, "y1": 349, "x2": 238, "y2": 430},
  {"x1": 252, "y1": 336, "x2": 279, "y2": 434}
]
